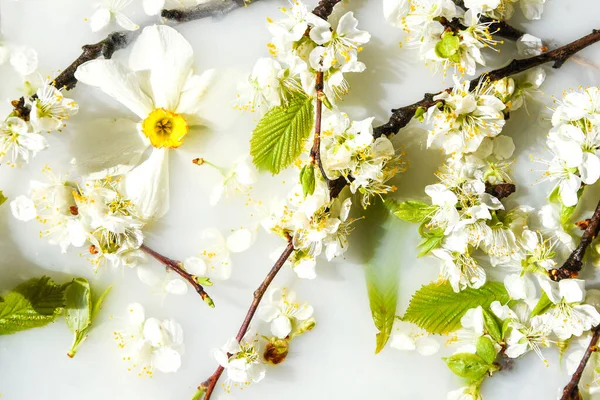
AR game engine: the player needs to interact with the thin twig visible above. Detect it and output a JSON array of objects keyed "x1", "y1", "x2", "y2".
[
  {"x1": 561, "y1": 325, "x2": 600, "y2": 400},
  {"x1": 310, "y1": 71, "x2": 330, "y2": 185},
  {"x1": 140, "y1": 244, "x2": 214, "y2": 307},
  {"x1": 200, "y1": 241, "x2": 295, "y2": 399},
  {"x1": 550, "y1": 199, "x2": 600, "y2": 281},
  {"x1": 373, "y1": 29, "x2": 600, "y2": 139},
  {"x1": 161, "y1": 0, "x2": 252, "y2": 22}
]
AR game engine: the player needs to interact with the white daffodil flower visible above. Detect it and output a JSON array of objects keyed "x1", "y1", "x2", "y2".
[
  {"x1": 74, "y1": 25, "x2": 215, "y2": 220},
  {"x1": 89, "y1": 0, "x2": 139, "y2": 32},
  {"x1": 113, "y1": 303, "x2": 184, "y2": 375},
  {"x1": 390, "y1": 321, "x2": 440, "y2": 356},
  {"x1": 213, "y1": 331, "x2": 266, "y2": 392},
  {"x1": 0, "y1": 117, "x2": 47, "y2": 166},
  {"x1": 182, "y1": 228, "x2": 253, "y2": 282},
  {"x1": 538, "y1": 278, "x2": 600, "y2": 340},
  {"x1": 258, "y1": 288, "x2": 314, "y2": 339}
]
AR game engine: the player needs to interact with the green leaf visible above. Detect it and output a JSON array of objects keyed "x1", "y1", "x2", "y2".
[
  {"x1": 417, "y1": 226, "x2": 444, "y2": 257},
  {"x1": 482, "y1": 309, "x2": 502, "y2": 342},
  {"x1": 385, "y1": 199, "x2": 435, "y2": 223},
  {"x1": 530, "y1": 291, "x2": 553, "y2": 317},
  {"x1": 414, "y1": 107, "x2": 426, "y2": 122},
  {"x1": 364, "y1": 203, "x2": 406, "y2": 354},
  {"x1": 435, "y1": 32, "x2": 460, "y2": 60},
  {"x1": 65, "y1": 280, "x2": 111, "y2": 358},
  {"x1": 476, "y1": 336, "x2": 497, "y2": 364},
  {"x1": 403, "y1": 281, "x2": 510, "y2": 334},
  {"x1": 300, "y1": 164, "x2": 316, "y2": 197},
  {"x1": 0, "y1": 191, "x2": 7, "y2": 206},
  {"x1": 0, "y1": 277, "x2": 67, "y2": 335},
  {"x1": 444, "y1": 353, "x2": 493, "y2": 381},
  {"x1": 250, "y1": 93, "x2": 314, "y2": 174}
]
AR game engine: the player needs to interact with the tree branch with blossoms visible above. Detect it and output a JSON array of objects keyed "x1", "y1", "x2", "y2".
[
  {"x1": 561, "y1": 325, "x2": 600, "y2": 400},
  {"x1": 374, "y1": 29, "x2": 600, "y2": 138},
  {"x1": 140, "y1": 244, "x2": 215, "y2": 307},
  {"x1": 161, "y1": 0, "x2": 256, "y2": 23}
]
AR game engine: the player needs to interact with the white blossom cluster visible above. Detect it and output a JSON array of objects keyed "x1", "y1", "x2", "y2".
[
  {"x1": 236, "y1": 1, "x2": 370, "y2": 111},
  {"x1": 10, "y1": 168, "x2": 145, "y2": 269},
  {"x1": 262, "y1": 112, "x2": 402, "y2": 280},
  {"x1": 214, "y1": 287, "x2": 316, "y2": 392},
  {"x1": 383, "y1": 0, "x2": 545, "y2": 76},
  {"x1": 542, "y1": 87, "x2": 600, "y2": 207},
  {"x1": 0, "y1": 81, "x2": 78, "y2": 167}
]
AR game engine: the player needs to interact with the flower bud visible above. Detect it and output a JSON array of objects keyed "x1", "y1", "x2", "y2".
[
  {"x1": 294, "y1": 317, "x2": 316, "y2": 337},
  {"x1": 263, "y1": 337, "x2": 289, "y2": 365}
]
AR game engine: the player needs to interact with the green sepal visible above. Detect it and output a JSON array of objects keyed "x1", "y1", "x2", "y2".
[
  {"x1": 476, "y1": 336, "x2": 497, "y2": 364},
  {"x1": 300, "y1": 164, "x2": 316, "y2": 198}
]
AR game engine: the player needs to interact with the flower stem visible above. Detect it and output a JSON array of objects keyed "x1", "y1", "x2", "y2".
[
  {"x1": 550, "y1": 199, "x2": 600, "y2": 281},
  {"x1": 373, "y1": 29, "x2": 600, "y2": 139},
  {"x1": 200, "y1": 241, "x2": 295, "y2": 399},
  {"x1": 561, "y1": 325, "x2": 600, "y2": 400},
  {"x1": 140, "y1": 244, "x2": 214, "y2": 307}
]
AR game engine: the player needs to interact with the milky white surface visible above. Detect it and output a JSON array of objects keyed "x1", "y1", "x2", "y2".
[{"x1": 1, "y1": 0, "x2": 600, "y2": 399}]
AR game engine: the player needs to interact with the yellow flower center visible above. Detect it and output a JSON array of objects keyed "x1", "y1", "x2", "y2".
[{"x1": 142, "y1": 108, "x2": 188, "y2": 149}]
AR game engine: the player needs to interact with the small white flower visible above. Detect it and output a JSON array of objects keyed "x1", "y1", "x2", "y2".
[
  {"x1": 9, "y1": 46, "x2": 38, "y2": 76},
  {"x1": 432, "y1": 248, "x2": 486, "y2": 292},
  {"x1": 213, "y1": 331, "x2": 265, "y2": 392},
  {"x1": 27, "y1": 82, "x2": 79, "y2": 132},
  {"x1": 390, "y1": 321, "x2": 440, "y2": 356},
  {"x1": 89, "y1": 0, "x2": 139, "y2": 32},
  {"x1": 208, "y1": 158, "x2": 256, "y2": 206},
  {"x1": 10, "y1": 195, "x2": 37, "y2": 221},
  {"x1": 519, "y1": 0, "x2": 546, "y2": 20},
  {"x1": 113, "y1": 303, "x2": 184, "y2": 375},
  {"x1": 0, "y1": 117, "x2": 47, "y2": 166},
  {"x1": 258, "y1": 288, "x2": 314, "y2": 339}
]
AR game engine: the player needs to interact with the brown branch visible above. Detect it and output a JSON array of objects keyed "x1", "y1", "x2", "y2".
[
  {"x1": 161, "y1": 0, "x2": 252, "y2": 22},
  {"x1": 311, "y1": 71, "x2": 330, "y2": 185},
  {"x1": 200, "y1": 241, "x2": 295, "y2": 399},
  {"x1": 550, "y1": 199, "x2": 600, "y2": 281},
  {"x1": 561, "y1": 325, "x2": 600, "y2": 400},
  {"x1": 373, "y1": 29, "x2": 600, "y2": 139},
  {"x1": 140, "y1": 244, "x2": 215, "y2": 307}
]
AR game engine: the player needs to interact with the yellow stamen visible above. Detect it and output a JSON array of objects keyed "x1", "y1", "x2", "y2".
[{"x1": 141, "y1": 108, "x2": 188, "y2": 149}]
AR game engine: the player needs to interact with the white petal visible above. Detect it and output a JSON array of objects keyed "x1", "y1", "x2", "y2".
[
  {"x1": 415, "y1": 337, "x2": 440, "y2": 356},
  {"x1": 166, "y1": 279, "x2": 188, "y2": 295},
  {"x1": 9, "y1": 46, "x2": 38, "y2": 76},
  {"x1": 580, "y1": 152, "x2": 600, "y2": 185},
  {"x1": 89, "y1": 8, "x2": 111, "y2": 32},
  {"x1": 152, "y1": 347, "x2": 181, "y2": 373},
  {"x1": 124, "y1": 148, "x2": 170, "y2": 221},
  {"x1": 143, "y1": 0, "x2": 166, "y2": 15},
  {"x1": 389, "y1": 333, "x2": 416, "y2": 351},
  {"x1": 294, "y1": 304, "x2": 314, "y2": 320},
  {"x1": 383, "y1": 0, "x2": 410, "y2": 27},
  {"x1": 137, "y1": 264, "x2": 163, "y2": 287},
  {"x1": 143, "y1": 317, "x2": 165, "y2": 346},
  {"x1": 257, "y1": 305, "x2": 280, "y2": 323},
  {"x1": 129, "y1": 25, "x2": 194, "y2": 111},
  {"x1": 176, "y1": 70, "x2": 216, "y2": 117},
  {"x1": 70, "y1": 118, "x2": 147, "y2": 179},
  {"x1": 226, "y1": 229, "x2": 253, "y2": 253},
  {"x1": 271, "y1": 315, "x2": 292, "y2": 339},
  {"x1": 161, "y1": 319, "x2": 184, "y2": 345},
  {"x1": 294, "y1": 258, "x2": 317, "y2": 279},
  {"x1": 184, "y1": 256, "x2": 207, "y2": 276},
  {"x1": 75, "y1": 60, "x2": 154, "y2": 119},
  {"x1": 126, "y1": 302, "x2": 146, "y2": 325},
  {"x1": 115, "y1": 12, "x2": 140, "y2": 31},
  {"x1": 10, "y1": 195, "x2": 37, "y2": 221},
  {"x1": 559, "y1": 279, "x2": 586, "y2": 303}
]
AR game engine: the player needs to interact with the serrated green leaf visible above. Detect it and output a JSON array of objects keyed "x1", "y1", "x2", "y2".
[
  {"x1": 476, "y1": 336, "x2": 497, "y2": 364},
  {"x1": 403, "y1": 281, "x2": 510, "y2": 334},
  {"x1": 0, "y1": 277, "x2": 67, "y2": 335},
  {"x1": 482, "y1": 308, "x2": 502, "y2": 342},
  {"x1": 435, "y1": 32, "x2": 460, "y2": 60},
  {"x1": 385, "y1": 199, "x2": 434, "y2": 223},
  {"x1": 250, "y1": 93, "x2": 314, "y2": 174},
  {"x1": 0, "y1": 191, "x2": 7, "y2": 206},
  {"x1": 300, "y1": 164, "x2": 316, "y2": 198},
  {"x1": 363, "y1": 202, "x2": 406, "y2": 354},
  {"x1": 444, "y1": 353, "x2": 492, "y2": 381},
  {"x1": 530, "y1": 291, "x2": 553, "y2": 317}
]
